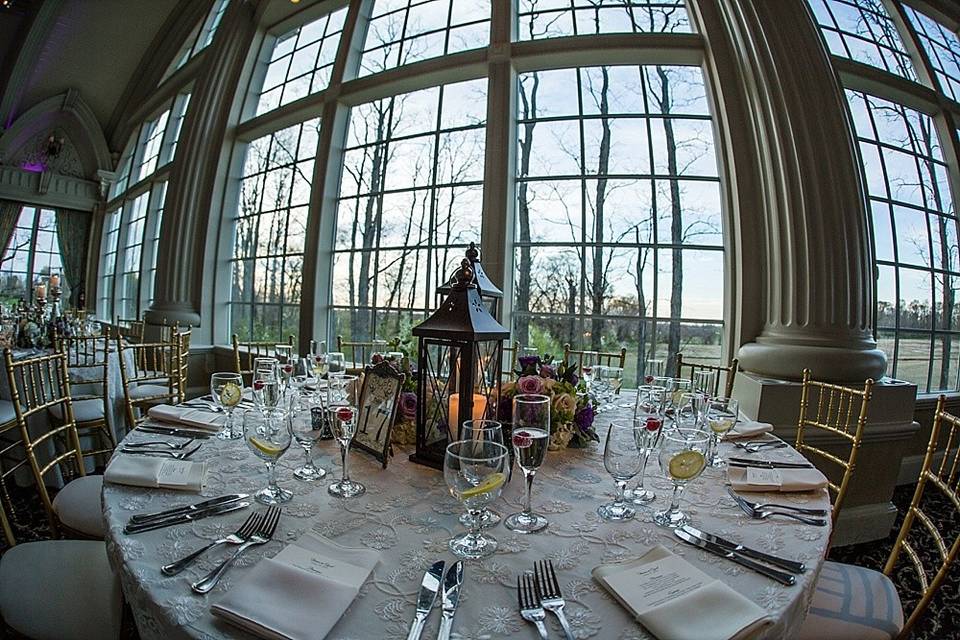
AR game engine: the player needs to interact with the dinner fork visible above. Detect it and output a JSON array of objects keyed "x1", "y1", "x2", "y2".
[
  {"x1": 120, "y1": 442, "x2": 203, "y2": 460},
  {"x1": 191, "y1": 506, "x2": 281, "y2": 594},
  {"x1": 733, "y1": 440, "x2": 787, "y2": 453},
  {"x1": 161, "y1": 511, "x2": 262, "y2": 576},
  {"x1": 736, "y1": 499, "x2": 827, "y2": 526},
  {"x1": 727, "y1": 488, "x2": 828, "y2": 516},
  {"x1": 124, "y1": 438, "x2": 196, "y2": 450},
  {"x1": 519, "y1": 574, "x2": 549, "y2": 639},
  {"x1": 534, "y1": 560, "x2": 573, "y2": 640}
]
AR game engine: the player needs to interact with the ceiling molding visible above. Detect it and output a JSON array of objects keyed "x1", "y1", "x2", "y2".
[
  {"x1": 0, "y1": 0, "x2": 62, "y2": 130},
  {"x1": 0, "y1": 164, "x2": 99, "y2": 210}
]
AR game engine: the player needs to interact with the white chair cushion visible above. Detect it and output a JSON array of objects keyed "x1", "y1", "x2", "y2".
[
  {"x1": 52, "y1": 474, "x2": 106, "y2": 538},
  {"x1": 49, "y1": 399, "x2": 106, "y2": 424},
  {"x1": 796, "y1": 560, "x2": 904, "y2": 640},
  {"x1": 0, "y1": 400, "x2": 15, "y2": 425},
  {"x1": 129, "y1": 384, "x2": 172, "y2": 400},
  {"x1": 0, "y1": 539, "x2": 122, "y2": 640}
]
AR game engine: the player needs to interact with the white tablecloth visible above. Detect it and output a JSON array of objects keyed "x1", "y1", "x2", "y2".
[{"x1": 103, "y1": 396, "x2": 832, "y2": 640}]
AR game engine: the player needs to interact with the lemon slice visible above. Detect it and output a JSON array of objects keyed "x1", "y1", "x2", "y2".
[
  {"x1": 249, "y1": 437, "x2": 284, "y2": 457},
  {"x1": 709, "y1": 418, "x2": 735, "y2": 434},
  {"x1": 460, "y1": 472, "x2": 506, "y2": 499},
  {"x1": 669, "y1": 450, "x2": 705, "y2": 480},
  {"x1": 219, "y1": 382, "x2": 242, "y2": 407}
]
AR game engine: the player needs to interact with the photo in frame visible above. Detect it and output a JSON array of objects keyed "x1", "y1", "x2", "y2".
[{"x1": 353, "y1": 361, "x2": 405, "y2": 468}]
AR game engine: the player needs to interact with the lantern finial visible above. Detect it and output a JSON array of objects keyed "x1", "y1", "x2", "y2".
[{"x1": 466, "y1": 242, "x2": 480, "y2": 261}]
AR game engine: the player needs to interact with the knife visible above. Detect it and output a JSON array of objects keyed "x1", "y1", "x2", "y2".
[
  {"x1": 680, "y1": 525, "x2": 806, "y2": 574},
  {"x1": 674, "y1": 528, "x2": 796, "y2": 586},
  {"x1": 129, "y1": 494, "x2": 249, "y2": 524},
  {"x1": 137, "y1": 426, "x2": 213, "y2": 439},
  {"x1": 728, "y1": 457, "x2": 813, "y2": 469},
  {"x1": 406, "y1": 561, "x2": 445, "y2": 640},
  {"x1": 124, "y1": 501, "x2": 250, "y2": 534},
  {"x1": 437, "y1": 561, "x2": 463, "y2": 640}
]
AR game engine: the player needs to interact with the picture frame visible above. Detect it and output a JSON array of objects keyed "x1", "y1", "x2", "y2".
[{"x1": 353, "y1": 360, "x2": 405, "y2": 468}]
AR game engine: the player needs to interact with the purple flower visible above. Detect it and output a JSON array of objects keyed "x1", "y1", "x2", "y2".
[
  {"x1": 399, "y1": 392, "x2": 417, "y2": 420},
  {"x1": 517, "y1": 375, "x2": 545, "y2": 395},
  {"x1": 518, "y1": 355, "x2": 541, "y2": 370},
  {"x1": 574, "y1": 403, "x2": 595, "y2": 432},
  {"x1": 539, "y1": 364, "x2": 556, "y2": 379}
]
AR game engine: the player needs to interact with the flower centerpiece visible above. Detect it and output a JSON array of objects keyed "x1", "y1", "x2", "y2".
[{"x1": 499, "y1": 354, "x2": 599, "y2": 450}]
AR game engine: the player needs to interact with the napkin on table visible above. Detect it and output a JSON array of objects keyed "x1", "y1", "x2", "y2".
[
  {"x1": 148, "y1": 404, "x2": 225, "y2": 431},
  {"x1": 593, "y1": 545, "x2": 771, "y2": 640},
  {"x1": 725, "y1": 420, "x2": 774, "y2": 440},
  {"x1": 728, "y1": 465, "x2": 828, "y2": 492},
  {"x1": 211, "y1": 532, "x2": 380, "y2": 640},
  {"x1": 104, "y1": 455, "x2": 206, "y2": 491}
]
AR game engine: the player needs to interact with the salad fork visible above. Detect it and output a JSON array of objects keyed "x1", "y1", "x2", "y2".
[
  {"x1": 534, "y1": 560, "x2": 574, "y2": 640},
  {"x1": 124, "y1": 438, "x2": 196, "y2": 450},
  {"x1": 733, "y1": 440, "x2": 787, "y2": 453},
  {"x1": 518, "y1": 574, "x2": 549, "y2": 639},
  {"x1": 727, "y1": 488, "x2": 828, "y2": 516},
  {"x1": 120, "y1": 442, "x2": 203, "y2": 460},
  {"x1": 162, "y1": 511, "x2": 262, "y2": 575},
  {"x1": 191, "y1": 506, "x2": 281, "y2": 593},
  {"x1": 733, "y1": 496, "x2": 827, "y2": 526}
]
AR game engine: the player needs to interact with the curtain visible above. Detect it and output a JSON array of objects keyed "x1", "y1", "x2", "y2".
[
  {"x1": 55, "y1": 208, "x2": 92, "y2": 307},
  {"x1": 0, "y1": 199, "x2": 22, "y2": 257}
]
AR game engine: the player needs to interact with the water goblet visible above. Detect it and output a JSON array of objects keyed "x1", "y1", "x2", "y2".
[
  {"x1": 244, "y1": 409, "x2": 292, "y2": 505},
  {"x1": 705, "y1": 397, "x2": 739, "y2": 468},
  {"x1": 210, "y1": 372, "x2": 244, "y2": 440},
  {"x1": 598, "y1": 420, "x2": 646, "y2": 521},
  {"x1": 458, "y1": 420, "x2": 504, "y2": 529},
  {"x1": 444, "y1": 439, "x2": 509, "y2": 559},
  {"x1": 328, "y1": 375, "x2": 364, "y2": 498},
  {"x1": 675, "y1": 391, "x2": 706, "y2": 430},
  {"x1": 505, "y1": 394, "x2": 550, "y2": 534},
  {"x1": 288, "y1": 397, "x2": 327, "y2": 481},
  {"x1": 627, "y1": 387, "x2": 665, "y2": 504},
  {"x1": 653, "y1": 429, "x2": 710, "y2": 528},
  {"x1": 669, "y1": 379, "x2": 692, "y2": 415}
]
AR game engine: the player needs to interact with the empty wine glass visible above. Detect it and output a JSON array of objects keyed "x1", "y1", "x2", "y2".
[
  {"x1": 274, "y1": 344, "x2": 293, "y2": 364},
  {"x1": 211, "y1": 372, "x2": 244, "y2": 440},
  {"x1": 705, "y1": 397, "x2": 739, "y2": 468},
  {"x1": 694, "y1": 369, "x2": 718, "y2": 398},
  {"x1": 505, "y1": 394, "x2": 550, "y2": 534},
  {"x1": 675, "y1": 392, "x2": 706, "y2": 430},
  {"x1": 599, "y1": 420, "x2": 645, "y2": 521},
  {"x1": 288, "y1": 397, "x2": 327, "y2": 481},
  {"x1": 627, "y1": 387, "x2": 665, "y2": 505},
  {"x1": 327, "y1": 352, "x2": 346, "y2": 376},
  {"x1": 328, "y1": 375, "x2": 363, "y2": 498},
  {"x1": 653, "y1": 429, "x2": 710, "y2": 528},
  {"x1": 244, "y1": 409, "x2": 292, "y2": 505},
  {"x1": 458, "y1": 420, "x2": 504, "y2": 529},
  {"x1": 444, "y1": 439, "x2": 509, "y2": 559},
  {"x1": 644, "y1": 359, "x2": 665, "y2": 381}
]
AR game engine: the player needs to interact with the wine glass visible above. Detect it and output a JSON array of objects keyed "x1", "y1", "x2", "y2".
[
  {"x1": 505, "y1": 394, "x2": 550, "y2": 534},
  {"x1": 328, "y1": 375, "x2": 363, "y2": 498},
  {"x1": 444, "y1": 439, "x2": 509, "y2": 559},
  {"x1": 288, "y1": 396, "x2": 327, "y2": 481},
  {"x1": 458, "y1": 420, "x2": 504, "y2": 529},
  {"x1": 210, "y1": 372, "x2": 244, "y2": 440},
  {"x1": 371, "y1": 339, "x2": 388, "y2": 361},
  {"x1": 598, "y1": 420, "x2": 645, "y2": 521},
  {"x1": 669, "y1": 379, "x2": 692, "y2": 416},
  {"x1": 252, "y1": 368, "x2": 281, "y2": 414},
  {"x1": 694, "y1": 369, "x2": 717, "y2": 398},
  {"x1": 675, "y1": 392, "x2": 705, "y2": 430},
  {"x1": 653, "y1": 429, "x2": 710, "y2": 528},
  {"x1": 274, "y1": 344, "x2": 293, "y2": 365},
  {"x1": 244, "y1": 409, "x2": 292, "y2": 505},
  {"x1": 705, "y1": 397, "x2": 739, "y2": 468},
  {"x1": 626, "y1": 386, "x2": 665, "y2": 504},
  {"x1": 580, "y1": 351, "x2": 598, "y2": 392},
  {"x1": 644, "y1": 359, "x2": 664, "y2": 382},
  {"x1": 327, "y1": 352, "x2": 346, "y2": 376}
]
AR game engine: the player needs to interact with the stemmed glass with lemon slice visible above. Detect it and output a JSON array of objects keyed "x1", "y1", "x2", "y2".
[
  {"x1": 244, "y1": 410, "x2": 292, "y2": 505},
  {"x1": 458, "y1": 420, "x2": 504, "y2": 529},
  {"x1": 705, "y1": 397, "x2": 739, "y2": 467},
  {"x1": 653, "y1": 429, "x2": 710, "y2": 528},
  {"x1": 211, "y1": 372, "x2": 244, "y2": 440},
  {"x1": 444, "y1": 439, "x2": 509, "y2": 559}
]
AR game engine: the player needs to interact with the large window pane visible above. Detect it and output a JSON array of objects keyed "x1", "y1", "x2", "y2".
[
  {"x1": 1, "y1": 207, "x2": 71, "y2": 304},
  {"x1": 904, "y1": 6, "x2": 960, "y2": 104},
  {"x1": 516, "y1": 0, "x2": 691, "y2": 40}
]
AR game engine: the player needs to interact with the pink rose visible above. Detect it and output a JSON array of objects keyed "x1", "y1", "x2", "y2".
[{"x1": 517, "y1": 375, "x2": 545, "y2": 395}]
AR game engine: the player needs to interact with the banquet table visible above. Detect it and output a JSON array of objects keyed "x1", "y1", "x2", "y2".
[{"x1": 103, "y1": 394, "x2": 832, "y2": 640}]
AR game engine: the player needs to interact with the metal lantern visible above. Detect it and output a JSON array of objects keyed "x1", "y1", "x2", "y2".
[
  {"x1": 437, "y1": 242, "x2": 504, "y2": 319},
  {"x1": 411, "y1": 258, "x2": 510, "y2": 469}
]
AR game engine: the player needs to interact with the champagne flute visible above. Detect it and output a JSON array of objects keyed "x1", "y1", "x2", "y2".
[
  {"x1": 626, "y1": 386, "x2": 665, "y2": 504},
  {"x1": 252, "y1": 369, "x2": 281, "y2": 414},
  {"x1": 458, "y1": 420, "x2": 504, "y2": 529},
  {"x1": 211, "y1": 372, "x2": 244, "y2": 440},
  {"x1": 244, "y1": 409, "x2": 292, "y2": 505},
  {"x1": 505, "y1": 394, "x2": 550, "y2": 534},
  {"x1": 444, "y1": 439, "x2": 509, "y2": 559},
  {"x1": 653, "y1": 429, "x2": 710, "y2": 528},
  {"x1": 580, "y1": 351, "x2": 598, "y2": 392},
  {"x1": 705, "y1": 397, "x2": 739, "y2": 468},
  {"x1": 328, "y1": 375, "x2": 363, "y2": 498},
  {"x1": 288, "y1": 396, "x2": 327, "y2": 481},
  {"x1": 598, "y1": 420, "x2": 645, "y2": 521}
]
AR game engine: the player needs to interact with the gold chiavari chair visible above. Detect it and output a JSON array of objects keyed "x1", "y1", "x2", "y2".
[
  {"x1": 117, "y1": 335, "x2": 182, "y2": 430},
  {"x1": 797, "y1": 395, "x2": 960, "y2": 639},
  {"x1": 675, "y1": 353, "x2": 739, "y2": 398},
  {"x1": 795, "y1": 368, "x2": 874, "y2": 528},
  {"x1": 563, "y1": 343, "x2": 627, "y2": 369},
  {"x1": 114, "y1": 315, "x2": 144, "y2": 342},
  {"x1": 4, "y1": 348, "x2": 105, "y2": 539},
  {"x1": 54, "y1": 335, "x2": 115, "y2": 462},
  {"x1": 501, "y1": 340, "x2": 520, "y2": 381},
  {"x1": 337, "y1": 335, "x2": 390, "y2": 370},
  {"x1": 232, "y1": 334, "x2": 295, "y2": 382},
  {"x1": 0, "y1": 484, "x2": 122, "y2": 640}
]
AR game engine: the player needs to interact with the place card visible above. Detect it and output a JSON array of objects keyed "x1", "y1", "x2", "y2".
[
  {"x1": 746, "y1": 467, "x2": 782, "y2": 488},
  {"x1": 157, "y1": 460, "x2": 194, "y2": 487}
]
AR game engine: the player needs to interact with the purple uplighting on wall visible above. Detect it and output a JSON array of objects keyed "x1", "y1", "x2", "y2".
[{"x1": 20, "y1": 161, "x2": 45, "y2": 172}]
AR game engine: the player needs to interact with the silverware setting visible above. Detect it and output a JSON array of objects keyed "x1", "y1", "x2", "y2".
[
  {"x1": 123, "y1": 438, "x2": 196, "y2": 450},
  {"x1": 674, "y1": 528, "x2": 797, "y2": 586},
  {"x1": 679, "y1": 525, "x2": 806, "y2": 574},
  {"x1": 438, "y1": 560, "x2": 464, "y2": 640},
  {"x1": 129, "y1": 494, "x2": 249, "y2": 525},
  {"x1": 727, "y1": 457, "x2": 814, "y2": 469},
  {"x1": 192, "y1": 506, "x2": 282, "y2": 594},
  {"x1": 518, "y1": 573, "x2": 549, "y2": 640},
  {"x1": 534, "y1": 560, "x2": 574, "y2": 640},
  {"x1": 732, "y1": 440, "x2": 788, "y2": 453},
  {"x1": 124, "y1": 500, "x2": 251, "y2": 534},
  {"x1": 731, "y1": 492, "x2": 828, "y2": 526},
  {"x1": 727, "y1": 488, "x2": 829, "y2": 517},
  {"x1": 162, "y1": 511, "x2": 263, "y2": 576},
  {"x1": 136, "y1": 425, "x2": 213, "y2": 439},
  {"x1": 119, "y1": 442, "x2": 203, "y2": 460},
  {"x1": 406, "y1": 561, "x2": 444, "y2": 640}
]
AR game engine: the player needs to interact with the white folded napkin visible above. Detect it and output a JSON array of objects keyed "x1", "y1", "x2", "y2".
[
  {"x1": 211, "y1": 533, "x2": 380, "y2": 640},
  {"x1": 104, "y1": 455, "x2": 206, "y2": 491},
  {"x1": 593, "y1": 545, "x2": 771, "y2": 640},
  {"x1": 725, "y1": 420, "x2": 774, "y2": 440},
  {"x1": 148, "y1": 404, "x2": 225, "y2": 431},
  {"x1": 728, "y1": 465, "x2": 829, "y2": 492}
]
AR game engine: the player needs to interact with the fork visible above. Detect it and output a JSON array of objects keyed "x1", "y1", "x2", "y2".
[
  {"x1": 518, "y1": 574, "x2": 549, "y2": 640},
  {"x1": 191, "y1": 506, "x2": 281, "y2": 594},
  {"x1": 124, "y1": 439, "x2": 196, "y2": 450},
  {"x1": 534, "y1": 560, "x2": 573, "y2": 640},
  {"x1": 727, "y1": 488, "x2": 828, "y2": 516},
  {"x1": 733, "y1": 440, "x2": 787, "y2": 453},
  {"x1": 162, "y1": 511, "x2": 262, "y2": 576},
  {"x1": 738, "y1": 500, "x2": 827, "y2": 526},
  {"x1": 120, "y1": 443, "x2": 203, "y2": 460}
]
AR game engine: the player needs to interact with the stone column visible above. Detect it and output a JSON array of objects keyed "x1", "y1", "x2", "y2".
[{"x1": 145, "y1": 0, "x2": 259, "y2": 327}]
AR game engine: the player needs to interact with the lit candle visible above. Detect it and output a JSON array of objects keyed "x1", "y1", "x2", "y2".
[
  {"x1": 448, "y1": 393, "x2": 488, "y2": 426},
  {"x1": 35, "y1": 284, "x2": 46, "y2": 300},
  {"x1": 48, "y1": 274, "x2": 60, "y2": 288}
]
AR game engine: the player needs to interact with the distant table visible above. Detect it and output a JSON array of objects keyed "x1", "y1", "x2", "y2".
[{"x1": 103, "y1": 394, "x2": 832, "y2": 639}]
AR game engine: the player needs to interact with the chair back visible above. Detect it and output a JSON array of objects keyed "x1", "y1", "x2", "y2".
[
  {"x1": 232, "y1": 334, "x2": 295, "y2": 381},
  {"x1": 563, "y1": 344, "x2": 627, "y2": 369},
  {"x1": 115, "y1": 315, "x2": 144, "y2": 342},
  {"x1": 3, "y1": 348, "x2": 85, "y2": 533},
  {"x1": 175, "y1": 328, "x2": 192, "y2": 399},
  {"x1": 501, "y1": 340, "x2": 520, "y2": 381},
  {"x1": 336, "y1": 335, "x2": 388, "y2": 369},
  {"x1": 117, "y1": 335, "x2": 181, "y2": 429},
  {"x1": 0, "y1": 407, "x2": 27, "y2": 547},
  {"x1": 675, "y1": 353, "x2": 739, "y2": 398},
  {"x1": 795, "y1": 368, "x2": 873, "y2": 527},
  {"x1": 58, "y1": 335, "x2": 115, "y2": 459},
  {"x1": 883, "y1": 396, "x2": 960, "y2": 638}
]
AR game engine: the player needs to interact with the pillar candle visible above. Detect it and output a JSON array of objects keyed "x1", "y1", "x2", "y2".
[
  {"x1": 48, "y1": 274, "x2": 60, "y2": 288},
  {"x1": 35, "y1": 284, "x2": 46, "y2": 299},
  {"x1": 448, "y1": 393, "x2": 488, "y2": 426}
]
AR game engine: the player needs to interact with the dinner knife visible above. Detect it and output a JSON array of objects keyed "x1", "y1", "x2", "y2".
[
  {"x1": 437, "y1": 561, "x2": 463, "y2": 640},
  {"x1": 137, "y1": 426, "x2": 213, "y2": 439},
  {"x1": 124, "y1": 501, "x2": 250, "y2": 534},
  {"x1": 128, "y1": 494, "x2": 249, "y2": 525},
  {"x1": 406, "y1": 561, "x2": 445, "y2": 640},
  {"x1": 674, "y1": 528, "x2": 796, "y2": 586},
  {"x1": 679, "y1": 525, "x2": 806, "y2": 574},
  {"x1": 727, "y1": 457, "x2": 813, "y2": 469}
]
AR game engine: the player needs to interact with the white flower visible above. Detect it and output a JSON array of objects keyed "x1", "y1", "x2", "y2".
[
  {"x1": 755, "y1": 585, "x2": 790, "y2": 610},
  {"x1": 479, "y1": 606, "x2": 521, "y2": 633}
]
